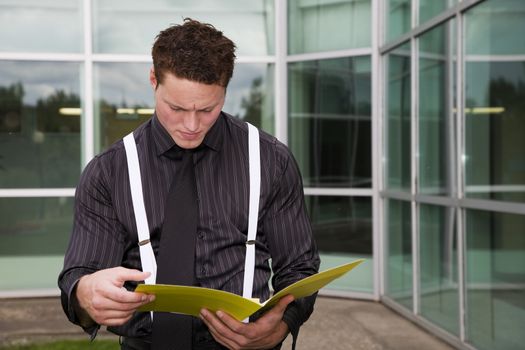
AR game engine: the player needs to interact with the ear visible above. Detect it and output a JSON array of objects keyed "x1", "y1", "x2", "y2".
[{"x1": 149, "y1": 67, "x2": 158, "y2": 89}]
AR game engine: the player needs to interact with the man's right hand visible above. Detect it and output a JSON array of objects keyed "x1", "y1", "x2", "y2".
[{"x1": 74, "y1": 267, "x2": 155, "y2": 327}]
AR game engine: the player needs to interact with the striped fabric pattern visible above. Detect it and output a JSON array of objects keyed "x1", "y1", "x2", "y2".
[{"x1": 58, "y1": 112, "x2": 320, "y2": 339}]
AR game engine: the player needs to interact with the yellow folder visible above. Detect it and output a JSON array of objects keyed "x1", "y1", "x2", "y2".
[{"x1": 136, "y1": 258, "x2": 364, "y2": 321}]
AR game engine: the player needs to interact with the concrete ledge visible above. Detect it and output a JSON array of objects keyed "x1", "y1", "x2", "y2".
[{"x1": 0, "y1": 296, "x2": 455, "y2": 349}]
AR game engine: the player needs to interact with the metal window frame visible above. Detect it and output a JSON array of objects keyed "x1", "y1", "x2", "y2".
[
  {"x1": 377, "y1": 0, "x2": 525, "y2": 348},
  {"x1": 1, "y1": 0, "x2": 379, "y2": 299}
]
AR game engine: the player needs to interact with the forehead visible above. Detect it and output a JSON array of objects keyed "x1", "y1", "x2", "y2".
[{"x1": 158, "y1": 73, "x2": 225, "y2": 109}]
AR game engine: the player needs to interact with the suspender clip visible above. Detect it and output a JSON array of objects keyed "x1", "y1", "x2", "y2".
[{"x1": 138, "y1": 239, "x2": 151, "y2": 246}]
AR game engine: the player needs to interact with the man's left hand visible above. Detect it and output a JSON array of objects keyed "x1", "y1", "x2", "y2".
[{"x1": 200, "y1": 294, "x2": 294, "y2": 350}]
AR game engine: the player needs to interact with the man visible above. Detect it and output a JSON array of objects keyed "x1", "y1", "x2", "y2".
[{"x1": 58, "y1": 18, "x2": 319, "y2": 350}]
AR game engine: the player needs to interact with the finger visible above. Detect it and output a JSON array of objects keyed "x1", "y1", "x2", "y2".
[
  {"x1": 200, "y1": 311, "x2": 240, "y2": 349},
  {"x1": 214, "y1": 310, "x2": 253, "y2": 337},
  {"x1": 200, "y1": 309, "x2": 246, "y2": 344},
  {"x1": 100, "y1": 281, "x2": 154, "y2": 304},
  {"x1": 96, "y1": 309, "x2": 135, "y2": 320},
  {"x1": 113, "y1": 267, "x2": 151, "y2": 284},
  {"x1": 91, "y1": 294, "x2": 150, "y2": 312},
  {"x1": 101, "y1": 314, "x2": 134, "y2": 327},
  {"x1": 90, "y1": 308, "x2": 136, "y2": 326}
]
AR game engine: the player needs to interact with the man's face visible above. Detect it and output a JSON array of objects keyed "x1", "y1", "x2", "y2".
[{"x1": 151, "y1": 69, "x2": 226, "y2": 149}]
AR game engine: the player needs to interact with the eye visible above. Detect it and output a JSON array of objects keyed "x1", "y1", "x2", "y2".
[{"x1": 170, "y1": 106, "x2": 183, "y2": 112}]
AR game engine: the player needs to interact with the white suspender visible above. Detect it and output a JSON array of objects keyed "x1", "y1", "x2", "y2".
[
  {"x1": 123, "y1": 122, "x2": 261, "y2": 301},
  {"x1": 123, "y1": 133, "x2": 157, "y2": 285},
  {"x1": 242, "y1": 123, "x2": 260, "y2": 300}
]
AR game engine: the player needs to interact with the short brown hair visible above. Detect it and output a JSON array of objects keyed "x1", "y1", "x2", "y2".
[{"x1": 151, "y1": 18, "x2": 236, "y2": 87}]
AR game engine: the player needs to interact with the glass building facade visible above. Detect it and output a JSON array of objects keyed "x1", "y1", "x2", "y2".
[{"x1": 0, "y1": 0, "x2": 523, "y2": 349}]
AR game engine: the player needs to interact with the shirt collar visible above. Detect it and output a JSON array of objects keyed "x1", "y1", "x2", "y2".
[
  {"x1": 151, "y1": 112, "x2": 224, "y2": 157},
  {"x1": 151, "y1": 114, "x2": 176, "y2": 157},
  {"x1": 201, "y1": 112, "x2": 224, "y2": 152}
]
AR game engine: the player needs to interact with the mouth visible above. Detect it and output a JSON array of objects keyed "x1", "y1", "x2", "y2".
[{"x1": 179, "y1": 131, "x2": 201, "y2": 141}]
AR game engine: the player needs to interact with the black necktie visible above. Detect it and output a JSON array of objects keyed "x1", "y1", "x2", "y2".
[{"x1": 152, "y1": 149, "x2": 197, "y2": 349}]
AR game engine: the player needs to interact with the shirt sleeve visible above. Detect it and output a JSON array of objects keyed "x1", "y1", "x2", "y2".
[
  {"x1": 57, "y1": 156, "x2": 126, "y2": 337},
  {"x1": 261, "y1": 142, "x2": 321, "y2": 348}
]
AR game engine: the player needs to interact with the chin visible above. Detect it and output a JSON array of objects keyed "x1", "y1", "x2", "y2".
[{"x1": 177, "y1": 140, "x2": 202, "y2": 150}]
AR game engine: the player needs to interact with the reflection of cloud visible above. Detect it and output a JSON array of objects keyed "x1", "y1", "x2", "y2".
[
  {"x1": 225, "y1": 63, "x2": 269, "y2": 116},
  {"x1": 95, "y1": 63, "x2": 153, "y2": 106},
  {"x1": 93, "y1": 1, "x2": 271, "y2": 55},
  {"x1": 0, "y1": 4, "x2": 82, "y2": 52},
  {"x1": 0, "y1": 61, "x2": 80, "y2": 105}
]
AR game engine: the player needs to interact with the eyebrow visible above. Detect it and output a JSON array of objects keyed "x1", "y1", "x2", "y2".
[{"x1": 164, "y1": 99, "x2": 216, "y2": 112}]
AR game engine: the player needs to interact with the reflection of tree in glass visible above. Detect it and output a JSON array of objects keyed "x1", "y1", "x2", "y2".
[
  {"x1": 0, "y1": 82, "x2": 24, "y2": 171},
  {"x1": 0, "y1": 82, "x2": 24, "y2": 133},
  {"x1": 488, "y1": 77, "x2": 525, "y2": 202},
  {"x1": 36, "y1": 90, "x2": 81, "y2": 133},
  {"x1": 489, "y1": 77, "x2": 525, "y2": 116},
  {"x1": 240, "y1": 77, "x2": 263, "y2": 127},
  {"x1": 96, "y1": 98, "x2": 153, "y2": 149}
]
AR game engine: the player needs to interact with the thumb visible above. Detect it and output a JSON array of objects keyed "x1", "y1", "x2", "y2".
[{"x1": 273, "y1": 294, "x2": 295, "y2": 315}]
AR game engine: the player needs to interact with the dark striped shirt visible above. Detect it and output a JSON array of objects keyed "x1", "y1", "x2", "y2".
[{"x1": 58, "y1": 112, "x2": 320, "y2": 344}]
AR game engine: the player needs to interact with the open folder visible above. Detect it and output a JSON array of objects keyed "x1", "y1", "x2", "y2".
[{"x1": 135, "y1": 258, "x2": 364, "y2": 321}]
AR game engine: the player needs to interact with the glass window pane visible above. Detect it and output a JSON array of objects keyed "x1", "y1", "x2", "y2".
[
  {"x1": 385, "y1": 0, "x2": 411, "y2": 43},
  {"x1": 466, "y1": 209, "x2": 525, "y2": 350},
  {"x1": 94, "y1": 62, "x2": 274, "y2": 152},
  {"x1": 0, "y1": 0, "x2": 83, "y2": 53},
  {"x1": 418, "y1": 21, "x2": 456, "y2": 196},
  {"x1": 419, "y1": 204, "x2": 459, "y2": 336},
  {"x1": 419, "y1": 0, "x2": 457, "y2": 24},
  {"x1": 464, "y1": 1, "x2": 525, "y2": 203},
  {"x1": 92, "y1": 0, "x2": 275, "y2": 56},
  {"x1": 288, "y1": 0, "x2": 371, "y2": 54},
  {"x1": 385, "y1": 43, "x2": 411, "y2": 191},
  {"x1": 225, "y1": 63, "x2": 275, "y2": 135},
  {"x1": 385, "y1": 199, "x2": 412, "y2": 310},
  {"x1": 93, "y1": 62, "x2": 153, "y2": 152},
  {"x1": 306, "y1": 195, "x2": 372, "y2": 293},
  {"x1": 0, "y1": 61, "x2": 82, "y2": 188},
  {"x1": 288, "y1": 57, "x2": 372, "y2": 188},
  {"x1": 466, "y1": 0, "x2": 525, "y2": 56},
  {"x1": 0, "y1": 197, "x2": 74, "y2": 290}
]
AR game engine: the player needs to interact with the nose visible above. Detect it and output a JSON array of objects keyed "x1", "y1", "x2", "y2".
[{"x1": 184, "y1": 111, "x2": 199, "y2": 132}]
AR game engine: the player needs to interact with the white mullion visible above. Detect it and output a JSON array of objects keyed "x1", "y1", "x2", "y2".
[
  {"x1": 0, "y1": 52, "x2": 84, "y2": 61},
  {"x1": 304, "y1": 188, "x2": 373, "y2": 197},
  {"x1": 287, "y1": 47, "x2": 373, "y2": 63},
  {"x1": 274, "y1": 0, "x2": 287, "y2": 144},
  {"x1": 90, "y1": 54, "x2": 276, "y2": 64},
  {"x1": 465, "y1": 54, "x2": 525, "y2": 62},
  {"x1": 456, "y1": 8, "x2": 467, "y2": 343},
  {"x1": 410, "y1": 0, "x2": 420, "y2": 316},
  {"x1": 92, "y1": 54, "x2": 151, "y2": 63},
  {"x1": 235, "y1": 56, "x2": 276, "y2": 64},
  {"x1": 372, "y1": 0, "x2": 382, "y2": 301},
  {"x1": 0, "y1": 189, "x2": 76, "y2": 197},
  {"x1": 83, "y1": 0, "x2": 94, "y2": 166}
]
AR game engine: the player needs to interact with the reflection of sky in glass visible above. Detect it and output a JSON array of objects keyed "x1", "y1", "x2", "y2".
[
  {"x1": 0, "y1": 0, "x2": 83, "y2": 53},
  {"x1": 92, "y1": 0, "x2": 274, "y2": 55},
  {"x1": 0, "y1": 61, "x2": 81, "y2": 105},
  {"x1": 225, "y1": 63, "x2": 269, "y2": 117},
  {"x1": 94, "y1": 63, "x2": 152, "y2": 107}
]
